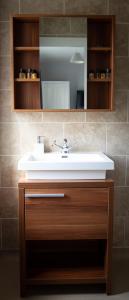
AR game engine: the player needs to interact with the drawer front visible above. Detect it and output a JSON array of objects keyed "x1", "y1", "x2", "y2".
[{"x1": 25, "y1": 188, "x2": 108, "y2": 240}]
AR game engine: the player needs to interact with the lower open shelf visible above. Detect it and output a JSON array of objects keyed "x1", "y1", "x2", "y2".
[
  {"x1": 26, "y1": 266, "x2": 105, "y2": 285},
  {"x1": 26, "y1": 239, "x2": 106, "y2": 286}
]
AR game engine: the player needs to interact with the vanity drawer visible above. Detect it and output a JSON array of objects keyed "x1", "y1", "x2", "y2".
[{"x1": 25, "y1": 188, "x2": 109, "y2": 240}]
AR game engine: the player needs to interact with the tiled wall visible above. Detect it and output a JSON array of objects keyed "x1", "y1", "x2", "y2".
[{"x1": 0, "y1": 0, "x2": 129, "y2": 250}]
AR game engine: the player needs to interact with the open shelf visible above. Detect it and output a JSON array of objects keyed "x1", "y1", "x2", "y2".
[
  {"x1": 12, "y1": 16, "x2": 40, "y2": 109},
  {"x1": 26, "y1": 239, "x2": 106, "y2": 285},
  {"x1": 14, "y1": 81, "x2": 41, "y2": 109},
  {"x1": 87, "y1": 16, "x2": 114, "y2": 110},
  {"x1": 87, "y1": 81, "x2": 111, "y2": 109},
  {"x1": 26, "y1": 267, "x2": 105, "y2": 285}
]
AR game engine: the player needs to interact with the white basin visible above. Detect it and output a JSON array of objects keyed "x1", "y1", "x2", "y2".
[{"x1": 18, "y1": 152, "x2": 114, "y2": 180}]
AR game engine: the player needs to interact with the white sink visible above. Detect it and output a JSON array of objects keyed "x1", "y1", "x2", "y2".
[{"x1": 18, "y1": 152, "x2": 114, "y2": 180}]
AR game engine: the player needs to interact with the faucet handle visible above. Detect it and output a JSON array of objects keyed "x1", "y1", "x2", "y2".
[
  {"x1": 64, "y1": 138, "x2": 67, "y2": 143},
  {"x1": 37, "y1": 136, "x2": 45, "y2": 143}
]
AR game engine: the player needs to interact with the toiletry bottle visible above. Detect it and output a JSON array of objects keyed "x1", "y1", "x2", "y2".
[
  {"x1": 27, "y1": 68, "x2": 32, "y2": 79},
  {"x1": 31, "y1": 69, "x2": 37, "y2": 79},
  {"x1": 19, "y1": 68, "x2": 26, "y2": 79}
]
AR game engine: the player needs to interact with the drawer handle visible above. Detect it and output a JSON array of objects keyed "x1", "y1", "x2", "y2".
[{"x1": 25, "y1": 193, "x2": 65, "y2": 198}]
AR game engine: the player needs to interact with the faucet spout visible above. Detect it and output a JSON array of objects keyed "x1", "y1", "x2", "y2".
[{"x1": 53, "y1": 139, "x2": 72, "y2": 157}]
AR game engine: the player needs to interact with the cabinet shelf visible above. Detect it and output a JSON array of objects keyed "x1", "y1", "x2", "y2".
[
  {"x1": 14, "y1": 46, "x2": 39, "y2": 51},
  {"x1": 15, "y1": 78, "x2": 40, "y2": 82},
  {"x1": 88, "y1": 79, "x2": 111, "y2": 82},
  {"x1": 88, "y1": 47, "x2": 111, "y2": 51},
  {"x1": 26, "y1": 266, "x2": 105, "y2": 285}
]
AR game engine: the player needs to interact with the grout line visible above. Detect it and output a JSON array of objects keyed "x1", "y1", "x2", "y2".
[
  {"x1": 0, "y1": 218, "x2": 18, "y2": 220},
  {"x1": 0, "y1": 55, "x2": 11, "y2": 57},
  {"x1": 125, "y1": 155, "x2": 128, "y2": 185},
  {"x1": 113, "y1": 246, "x2": 129, "y2": 249},
  {"x1": 123, "y1": 217, "x2": 126, "y2": 245},
  {"x1": 85, "y1": 112, "x2": 87, "y2": 122},
  {"x1": 0, "y1": 89, "x2": 12, "y2": 91},
  {"x1": 0, "y1": 154, "x2": 21, "y2": 156},
  {"x1": 107, "y1": 0, "x2": 109, "y2": 14},
  {"x1": 0, "y1": 21, "x2": 9, "y2": 23},
  {"x1": 114, "y1": 185, "x2": 129, "y2": 188},
  {"x1": 19, "y1": 0, "x2": 21, "y2": 13},
  {"x1": 116, "y1": 22, "x2": 129, "y2": 25},
  {"x1": 0, "y1": 187, "x2": 18, "y2": 189},
  {"x1": 115, "y1": 55, "x2": 129, "y2": 58},
  {"x1": 0, "y1": 121, "x2": 129, "y2": 125},
  {"x1": 63, "y1": 0, "x2": 66, "y2": 14},
  {"x1": 127, "y1": 93, "x2": 129, "y2": 122}
]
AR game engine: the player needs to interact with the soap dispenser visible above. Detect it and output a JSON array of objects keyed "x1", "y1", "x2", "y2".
[{"x1": 34, "y1": 136, "x2": 44, "y2": 160}]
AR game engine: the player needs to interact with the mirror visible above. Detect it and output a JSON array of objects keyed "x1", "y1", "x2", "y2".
[{"x1": 39, "y1": 17, "x2": 87, "y2": 110}]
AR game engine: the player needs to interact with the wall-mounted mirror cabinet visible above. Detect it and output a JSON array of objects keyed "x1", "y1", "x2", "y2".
[{"x1": 11, "y1": 15, "x2": 115, "y2": 111}]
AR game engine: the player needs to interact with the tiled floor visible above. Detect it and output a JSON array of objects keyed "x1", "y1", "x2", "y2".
[{"x1": 0, "y1": 251, "x2": 129, "y2": 299}]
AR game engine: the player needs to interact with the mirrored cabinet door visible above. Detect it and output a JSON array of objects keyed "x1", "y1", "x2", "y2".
[{"x1": 11, "y1": 15, "x2": 115, "y2": 111}]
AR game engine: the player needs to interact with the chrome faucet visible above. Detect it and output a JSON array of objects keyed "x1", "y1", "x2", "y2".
[{"x1": 53, "y1": 138, "x2": 72, "y2": 157}]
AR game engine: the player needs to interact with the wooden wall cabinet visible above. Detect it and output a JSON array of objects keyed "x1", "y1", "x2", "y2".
[
  {"x1": 19, "y1": 179, "x2": 114, "y2": 296},
  {"x1": 11, "y1": 15, "x2": 115, "y2": 111}
]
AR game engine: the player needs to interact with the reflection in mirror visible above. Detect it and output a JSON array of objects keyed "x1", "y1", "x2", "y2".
[{"x1": 39, "y1": 17, "x2": 87, "y2": 110}]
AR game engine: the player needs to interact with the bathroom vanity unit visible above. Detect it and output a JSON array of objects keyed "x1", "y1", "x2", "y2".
[{"x1": 18, "y1": 178, "x2": 114, "y2": 296}]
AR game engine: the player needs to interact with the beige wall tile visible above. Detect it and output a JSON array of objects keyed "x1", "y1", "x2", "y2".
[
  {"x1": 0, "y1": 57, "x2": 11, "y2": 90},
  {"x1": 109, "y1": 0, "x2": 129, "y2": 22},
  {"x1": 113, "y1": 217, "x2": 125, "y2": 247},
  {"x1": 40, "y1": 17, "x2": 70, "y2": 35},
  {"x1": 12, "y1": 112, "x2": 43, "y2": 123},
  {"x1": 0, "y1": 0, "x2": 19, "y2": 21},
  {"x1": 116, "y1": 58, "x2": 129, "y2": 90},
  {"x1": 0, "y1": 22, "x2": 10, "y2": 56},
  {"x1": 0, "y1": 90, "x2": 43, "y2": 122},
  {"x1": 107, "y1": 124, "x2": 129, "y2": 155},
  {"x1": 0, "y1": 188, "x2": 18, "y2": 218},
  {"x1": 43, "y1": 112, "x2": 86, "y2": 122},
  {"x1": 0, "y1": 91, "x2": 13, "y2": 122},
  {"x1": 65, "y1": 0, "x2": 107, "y2": 14},
  {"x1": 107, "y1": 156, "x2": 126, "y2": 186},
  {"x1": 70, "y1": 17, "x2": 87, "y2": 35},
  {"x1": 115, "y1": 24, "x2": 129, "y2": 57},
  {"x1": 20, "y1": 123, "x2": 63, "y2": 153},
  {"x1": 86, "y1": 90, "x2": 128, "y2": 122},
  {"x1": 0, "y1": 124, "x2": 21, "y2": 155},
  {"x1": 64, "y1": 123, "x2": 106, "y2": 152},
  {"x1": 0, "y1": 156, "x2": 23, "y2": 187},
  {"x1": 21, "y1": 0, "x2": 64, "y2": 13},
  {"x1": 114, "y1": 187, "x2": 129, "y2": 217},
  {"x1": 2, "y1": 219, "x2": 19, "y2": 250}
]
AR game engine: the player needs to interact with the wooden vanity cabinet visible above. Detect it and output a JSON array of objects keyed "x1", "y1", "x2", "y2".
[{"x1": 18, "y1": 179, "x2": 114, "y2": 296}]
